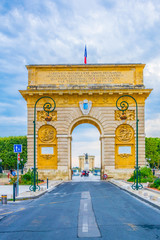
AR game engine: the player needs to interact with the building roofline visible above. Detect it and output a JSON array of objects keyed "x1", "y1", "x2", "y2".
[{"x1": 26, "y1": 63, "x2": 145, "y2": 69}]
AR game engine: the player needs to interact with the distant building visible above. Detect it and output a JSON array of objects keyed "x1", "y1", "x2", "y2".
[{"x1": 79, "y1": 155, "x2": 95, "y2": 170}]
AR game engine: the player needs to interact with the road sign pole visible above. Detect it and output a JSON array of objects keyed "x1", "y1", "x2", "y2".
[{"x1": 17, "y1": 153, "x2": 20, "y2": 196}]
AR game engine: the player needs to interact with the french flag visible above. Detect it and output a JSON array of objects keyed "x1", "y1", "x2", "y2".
[{"x1": 84, "y1": 45, "x2": 87, "y2": 64}]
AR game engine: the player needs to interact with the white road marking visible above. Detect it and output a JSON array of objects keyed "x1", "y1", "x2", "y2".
[
  {"x1": 82, "y1": 223, "x2": 88, "y2": 232},
  {"x1": 78, "y1": 191, "x2": 101, "y2": 238},
  {"x1": 83, "y1": 203, "x2": 88, "y2": 211}
]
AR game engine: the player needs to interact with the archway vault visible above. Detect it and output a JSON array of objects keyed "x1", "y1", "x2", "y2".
[{"x1": 69, "y1": 116, "x2": 104, "y2": 136}]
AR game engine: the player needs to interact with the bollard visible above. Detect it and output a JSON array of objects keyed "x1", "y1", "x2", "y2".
[
  {"x1": 15, "y1": 182, "x2": 17, "y2": 197},
  {"x1": 47, "y1": 177, "x2": 48, "y2": 189},
  {"x1": 1, "y1": 195, "x2": 7, "y2": 204},
  {"x1": 13, "y1": 183, "x2": 17, "y2": 202}
]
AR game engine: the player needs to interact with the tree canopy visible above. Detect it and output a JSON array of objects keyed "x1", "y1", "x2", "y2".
[
  {"x1": 0, "y1": 136, "x2": 27, "y2": 170},
  {"x1": 145, "y1": 138, "x2": 160, "y2": 168}
]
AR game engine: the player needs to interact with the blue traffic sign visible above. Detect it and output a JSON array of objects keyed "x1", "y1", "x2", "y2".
[{"x1": 14, "y1": 144, "x2": 22, "y2": 153}]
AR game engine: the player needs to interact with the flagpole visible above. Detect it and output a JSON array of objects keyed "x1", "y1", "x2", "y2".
[{"x1": 84, "y1": 45, "x2": 87, "y2": 64}]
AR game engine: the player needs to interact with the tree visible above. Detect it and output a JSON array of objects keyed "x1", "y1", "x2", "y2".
[
  {"x1": 145, "y1": 138, "x2": 160, "y2": 168},
  {"x1": 0, "y1": 136, "x2": 27, "y2": 170}
]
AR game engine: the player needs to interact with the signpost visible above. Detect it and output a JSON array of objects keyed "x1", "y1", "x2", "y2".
[{"x1": 14, "y1": 144, "x2": 22, "y2": 196}]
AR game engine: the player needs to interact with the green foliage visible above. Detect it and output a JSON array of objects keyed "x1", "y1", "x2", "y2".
[
  {"x1": 10, "y1": 170, "x2": 32, "y2": 185},
  {"x1": 21, "y1": 169, "x2": 32, "y2": 184},
  {"x1": 150, "y1": 178, "x2": 160, "y2": 189},
  {"x1": 9, "y1": 176, "x2": 17, "y2": 184},
  {"x1": 140, "y1": 166, "x2": 153, "y2": 178},
  {"x1": 72, "y1": 167, "x2": 81, "y2": 172},
  {"x1": 145, "y1": 138, "x2": 160, "y2": 168},
  {"x1": 127, "y1": 167, "x2": 154, "y2": 183},
  {"x1": 21, "y1": 169, "x2": 32, "y2": 182},
  {"x1": 0, "y1": 136, "x2": 27, "y2": 170}
]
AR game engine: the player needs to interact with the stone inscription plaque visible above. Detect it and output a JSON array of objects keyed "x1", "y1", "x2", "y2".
[{"x1": 33, "y1": 70, "x2": 134, "y2": 86}]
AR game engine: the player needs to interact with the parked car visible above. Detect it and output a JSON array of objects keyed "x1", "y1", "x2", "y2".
[
  {"x1": 72, "y1": 169, "x2": 79, "y2": 176},
  {"x1": 81, "y1": 170, "x2": 89, "y2": 177}
]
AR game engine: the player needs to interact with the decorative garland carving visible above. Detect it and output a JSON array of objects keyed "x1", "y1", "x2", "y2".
[
  {"x1": 37, "y1": 111, "x2": 57, "y2": 121},
  {"x1": 115, "y1": 110, "x2": 135, "y2": 121},
  {"x1": 116, "y1": 124, "x2": 134, "y2": 142},
  {"x1": 39, "y1": 125, "x2": 56, "y2": 143},
  {"x1": 118, "y1": 154, "x2": 131, "y2": 158},
  {"x1": 103, "y1": 96, "x2": 109, "y2": 103},
  {"x1": 41, "y1": 154, "x2": 53, "y2": 160}
]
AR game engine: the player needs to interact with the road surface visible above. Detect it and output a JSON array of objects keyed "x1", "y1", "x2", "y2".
[{"x1": 0, "y1": 181, "x2": 160, "y2": 239}]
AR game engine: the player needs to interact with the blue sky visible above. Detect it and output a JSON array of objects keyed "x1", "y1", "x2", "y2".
[
  {"x1": 0, "y1": 0, "x2": 160, "y2": 165},
  {"x1": 72, "y1": 124, "x2": 100, "y2": 167}
]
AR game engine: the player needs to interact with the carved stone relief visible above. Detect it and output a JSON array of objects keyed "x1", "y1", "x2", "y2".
[
  {"x1": 118, "y1": 154, "x2": 131, "y2": 158},
  {"x1": 41, "y1": 155, "x2": 53, "y2": 160},
  {"x1": 103, "y1": 96, "x2": 109, "y2": 103},
  {"x1": 39, "y1": 125, "x2": 56, "y2": 143},
  {"x1": 116, "y1": 124, "x2": 134, "y2": 142},
  {"x1": 115, "y1": 110, "x2": 135, "y2": 121},
  {"x1": 37, "y1": 111, "x2": 57, "y2": 121}
]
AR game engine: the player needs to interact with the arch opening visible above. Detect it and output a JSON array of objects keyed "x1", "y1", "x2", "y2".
[{"x1": 71, "y1": 122, "x2": 101, "y2": 181}]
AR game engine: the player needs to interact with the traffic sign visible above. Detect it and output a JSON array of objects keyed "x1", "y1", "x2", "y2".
[
  {"x1": 18, "y1": 153, "x2": 20, "y2": 162},
  {"x1": 14, "y1": 144, "x2": 22, "y2": 153},
  {"x1": 103, "y1": 174, "x2": 108, "y2": 180}
]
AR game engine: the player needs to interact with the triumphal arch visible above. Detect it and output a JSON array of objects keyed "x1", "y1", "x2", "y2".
[{"x1": 20, "y1": 64, "x2": 151, "y2": 180}]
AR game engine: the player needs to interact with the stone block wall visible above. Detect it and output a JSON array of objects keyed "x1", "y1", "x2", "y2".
[{"x1": 26, "y1": 103, "x2": 145, "y2": 180}]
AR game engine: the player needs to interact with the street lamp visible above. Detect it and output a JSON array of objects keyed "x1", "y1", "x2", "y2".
[
  {"x1": 116, "y1": 95, "x2": 143, "y2": 190},
  {"x1": 29, "y1": 96, "x2": 56, "y2": 192},
  {"x1": 21, "y1": 159, "x2": 24, "y2": 174},
  {"x1": 0, "y1": 159, "x2": 2, "y2": 173}
]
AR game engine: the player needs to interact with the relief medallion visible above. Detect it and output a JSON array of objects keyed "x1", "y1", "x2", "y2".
[
  {"x1": 116, "y1": 124, "x2": 134, "y2": 142},
  {"x1": 39, "y1": 125, "x2": 56, "y2": 143}
]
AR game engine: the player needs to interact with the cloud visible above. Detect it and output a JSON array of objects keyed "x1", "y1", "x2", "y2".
[
  {"x1": 0, "y1": 116, "x2": 27, "y2": 125},
  {"x1": 0, "y1": 0, "x2": 160, "y2": 138},
  {"x1": 145, "y1": 114, "x2": 160, "y2": 137}
]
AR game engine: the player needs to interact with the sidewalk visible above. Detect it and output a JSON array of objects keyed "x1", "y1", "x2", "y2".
[
  {"x1": 0, "y1": 180, "x2": 63, "y2": 200},
  {"x1": 110, "y1": 179, "x2": 160, "y2": 209}
]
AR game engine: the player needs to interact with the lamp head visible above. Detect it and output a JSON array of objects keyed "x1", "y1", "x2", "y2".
[
  {"x1": 45, "y1": 115, "x2": 52, "y2": 122},
  {"x1": 120, "y1": 111, "x2": 127, "y2": 123}
]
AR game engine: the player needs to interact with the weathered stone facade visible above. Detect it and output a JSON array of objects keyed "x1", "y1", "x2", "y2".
[{"x1": 20, "y1": 64, "x2": 152, "y2": 180}]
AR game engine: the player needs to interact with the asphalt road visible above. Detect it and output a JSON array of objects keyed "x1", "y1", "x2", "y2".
[{"x1": 0, "y1": 181, "x2": 160, "y2": 240}]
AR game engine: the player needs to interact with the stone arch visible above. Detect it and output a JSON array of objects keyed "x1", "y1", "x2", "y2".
[
  {"x1": 37, "y1": 124, "x2": 57, "y2": 170},
  {"x1": 68, "y1": 116, "x2": 104, "y2": 179},
  {"x1": 69, "y1": 116, "x2": 104, "y2": 136},
  {"x1": 115, "y1": 124, "x2": 135, "y2": 169}
]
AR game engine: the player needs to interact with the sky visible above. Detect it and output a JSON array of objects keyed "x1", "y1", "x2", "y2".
[
  {"x1": 72, "y1": 124, "x2": 100, "y2": 167},
  {"x1": 0, "y1": 0, "x2": 160, "y2": 166}
]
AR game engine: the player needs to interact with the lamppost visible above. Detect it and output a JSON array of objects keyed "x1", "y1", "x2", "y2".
[
  {"x1": 0, "y1": 159, "x2": 2, "y2": 173},
  {"x1": 116, "y1": 95, "x2": 143, "y2": 190},
  {"x1": 20, "y1": 159, "x2": 24, "y2": 174},
  {"x1": 29, "y1": 96, "x2": 56, "y2": 192}
]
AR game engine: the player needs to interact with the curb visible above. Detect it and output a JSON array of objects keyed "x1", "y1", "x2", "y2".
[
  {"x1": 14, "y1": 181, "x2": 63, "y2": 201},
  {"x1": 109, "y1": 181, "x2": 160, "y2": 211}
]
